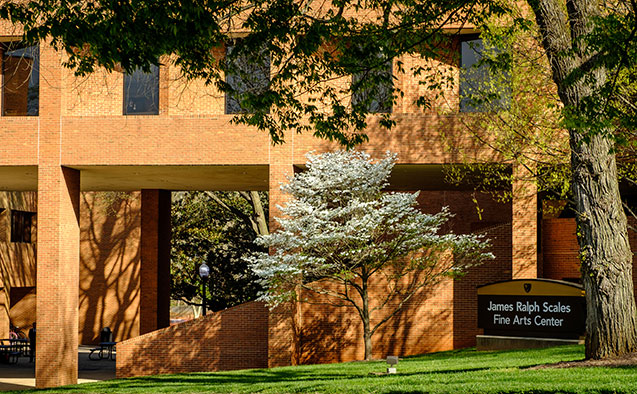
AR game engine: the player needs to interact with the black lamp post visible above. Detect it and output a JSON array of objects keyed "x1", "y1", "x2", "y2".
[{"x1": 198, "y1": 262, "x2": 210, "y2": 316}]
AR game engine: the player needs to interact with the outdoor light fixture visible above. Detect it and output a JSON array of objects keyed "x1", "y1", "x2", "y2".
[
  {"x1": 386, "y1": 356, "x2": 398, "y2": 374},
  {"x1": 199, "y1": 262, "x2": 210, "y2": 280},
  {"x1": 199, "y1": 262, "x2": 210, "y2": 316}
]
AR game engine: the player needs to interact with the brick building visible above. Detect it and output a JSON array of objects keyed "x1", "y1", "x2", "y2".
[{"x1": 0, "y1": 25, "x2": 635, "y2": 388}]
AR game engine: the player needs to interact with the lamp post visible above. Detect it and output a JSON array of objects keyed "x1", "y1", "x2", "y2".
[{"x1": 198, "y1": 262, "x2": 210, "y2": 316}]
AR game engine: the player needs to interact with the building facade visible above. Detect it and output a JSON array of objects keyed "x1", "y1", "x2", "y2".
[{"x1": 0, "y1": 26, "x2": 635, "y2": 388}]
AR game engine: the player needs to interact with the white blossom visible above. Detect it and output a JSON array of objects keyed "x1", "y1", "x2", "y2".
[{"x1": 246, "y1": 150, "x2": 492, "y2": 358}]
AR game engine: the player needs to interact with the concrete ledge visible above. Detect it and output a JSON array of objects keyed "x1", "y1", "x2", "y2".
[{"x1": 476, "y1": 335, "x2": 583, "y2": 351}]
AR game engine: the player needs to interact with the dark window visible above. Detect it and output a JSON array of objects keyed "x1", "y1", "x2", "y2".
[
  {"x1": 2, "y1": 43, "x2": 39, "y2": 116},
  {"x1": 11, "y1": 211, "x2": 34, "y2": 243},
  {"x1": 460, "y1": 37, "x2": 510, "y2": 112},
  {"x1": 124, "y1": 65, "x2": 159, "y2": 115},
  {"x1": 351, "y1": 56, "x2": 393, "y2": 113},
  {"x1": 225, "y1": 42, "x2": 270, "y2": 114}
]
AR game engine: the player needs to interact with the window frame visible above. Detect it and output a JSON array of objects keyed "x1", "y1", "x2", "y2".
[
  {"x1": 224, "y1": 40, "x2": 271, "y2": 115},
  {"x1": 459, "y1": 35, "x2": 511, "y2": 113},
  {"x1": 123, "y1": 64, "x2": 160, "y2": 116},
  {"x1": 1, "y1": 41, "x2": 39, "y2": 117}
]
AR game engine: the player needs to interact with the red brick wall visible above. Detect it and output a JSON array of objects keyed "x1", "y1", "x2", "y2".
[
  {"x1": 541, "y1": 219, "x2": 580, "y2": 281},
  {"x1": 295, "y1": 190, "x2": 513, "y2": 363},
  {"x1": 79, "y1": 192, "x2": 142, "y2": 344},
  {"x1": 1, "y1": 192, "x2": 142, "y2": 345},
  {"x1": 0, "y1": 192, "x2": 37, "y2": 339},
  {"x1": 7, "y1": 190, "x2": 172, "y2": 345},
  {"x1": 117, "y1": 301, "x2": 269, "y2": 378},
  {"x1": 512, "y1": 172, "x2": 538, "y2": 279},
  {"x1": 297, "y1": 274, "x2": 454, "y2": 364},
  {"x1": 542, "y1": 217, "x2": 637, "y2": 303},
  {"x1": 453, "y1": 223, "x2": 512, "y2": 348}
]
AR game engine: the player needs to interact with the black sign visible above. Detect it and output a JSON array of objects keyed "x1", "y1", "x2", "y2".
[{"x1": 477, "y1": 279, "x2": 585, "y2": 339}]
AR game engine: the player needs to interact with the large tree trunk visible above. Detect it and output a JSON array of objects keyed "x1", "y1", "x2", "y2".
[
  {"x1": 529, "y1": 0, "x2": 637, "y2": 358},
  {"x1": 571, "y1": 132, "x2": 637, "y2": 358}
]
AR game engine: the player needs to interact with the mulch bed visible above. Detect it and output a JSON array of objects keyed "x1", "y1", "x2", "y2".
[{"x1": 529, "y1": 352, "x2": 637, "y2": 369}]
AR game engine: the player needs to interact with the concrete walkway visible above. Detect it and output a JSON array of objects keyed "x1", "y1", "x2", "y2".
[{"x1": 0, "y1": 346, "x2": 116, "y2": 391}]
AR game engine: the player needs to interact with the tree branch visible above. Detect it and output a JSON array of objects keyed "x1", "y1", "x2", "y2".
[{"x1": 205, "y1": 191, "x2": 260, "y2": 235}]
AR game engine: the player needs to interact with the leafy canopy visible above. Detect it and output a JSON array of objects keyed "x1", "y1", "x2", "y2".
[{"x1": 0, "y1": 0, "x2": 513, "y2": 147}]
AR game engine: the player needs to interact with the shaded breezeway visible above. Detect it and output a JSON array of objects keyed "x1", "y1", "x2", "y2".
[{"x1": 0, "y1": 346, "x2": 115, "y2": 391}]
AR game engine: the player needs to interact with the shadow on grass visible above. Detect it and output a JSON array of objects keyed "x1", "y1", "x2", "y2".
[
  {"x1": 14, "y1": 345, "x2": 589, "y2": 394},
  {"x1": 31, "y1": 369, "x2": 361, "y2": 393},
  {"x1": 35, "y1": 365, "x2": 499, "y2": 394}
]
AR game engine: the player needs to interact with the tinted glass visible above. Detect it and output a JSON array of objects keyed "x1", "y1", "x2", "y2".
[
  {"x1": 124, "y1": 65, "x2": 159, "y2": 115},
  {"x1": 460, "y1": 38, "x2": 510, "y2": 112},
  {"x1": 225, "y1": 43, "x2": 270, "y2": 114},
  {"x1": 351, "y1": 58, "x2": 393, "y2": 113},
  {"x1": 10, "y1": 211, "x2": 33, "y2": 243},
  {"x1": 2, "y1": 43, "x2": 39, "y2": 116}
]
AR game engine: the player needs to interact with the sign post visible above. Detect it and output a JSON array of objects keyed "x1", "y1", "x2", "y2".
[{"x1": 477, "y1": 279, "x2": 585, "y2": 350}]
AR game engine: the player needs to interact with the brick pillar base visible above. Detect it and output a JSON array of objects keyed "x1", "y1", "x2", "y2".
[{"x1": 36, "y1": 167, "x2": 80, "y2": 388}]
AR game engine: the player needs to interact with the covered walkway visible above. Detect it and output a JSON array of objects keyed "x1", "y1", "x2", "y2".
[{"x1": 0, "y1": 346, "x2": 115, "y2": 391}]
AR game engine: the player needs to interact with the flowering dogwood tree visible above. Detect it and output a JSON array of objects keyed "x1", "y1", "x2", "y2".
[{"x1": 247, "y1": 150, "x2": 492, "y2": 360}]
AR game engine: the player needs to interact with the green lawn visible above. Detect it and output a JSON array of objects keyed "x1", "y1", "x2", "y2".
[{"x1": 18, "y1": 345, "x2": 637, "y2": 394}]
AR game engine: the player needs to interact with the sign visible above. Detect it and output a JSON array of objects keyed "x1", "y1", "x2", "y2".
[{"x1": 477, "y1": 279, "x2": 585, "y2": 339}]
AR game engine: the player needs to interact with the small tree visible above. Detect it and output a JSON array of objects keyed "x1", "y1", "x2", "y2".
[{"x1": 248, "y1": 150, "x2": 492, "y2": 361}]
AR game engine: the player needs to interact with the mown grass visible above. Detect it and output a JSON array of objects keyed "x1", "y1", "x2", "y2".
[{"x1": 16, "y1": 345, "x2": 637, "y2": 393}]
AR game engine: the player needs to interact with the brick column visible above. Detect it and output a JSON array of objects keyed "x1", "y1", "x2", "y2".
[
  {"x1": 267, "y1": 142, "x2": 298, "y2": 366},
  {"x1": 512, "y1": 166, "x2": 538, "y2": 279},
  {"x1": 36, "y1": 167, "x2": 81, "y2": 387},
  {"x1": 268, "y1": 162, "x2": 294, "y2": 231},
  {"x1": 140, "y1": 190, "x2": 171, "y2": 334},
  {"x1": 36, "y1": 42, "x2": 81, "y2": 388}
]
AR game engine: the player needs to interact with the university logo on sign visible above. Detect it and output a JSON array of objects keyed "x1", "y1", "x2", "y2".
[{"x1": 477, "y1": 279, "x2": 585, "y2": 339}]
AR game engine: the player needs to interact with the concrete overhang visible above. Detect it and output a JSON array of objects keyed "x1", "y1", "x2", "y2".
[
  {"x1": 0, "y1": 163, "x2": 511, "y2": 192},
  {"x1": 74, "y1": 165, "x2": 269, "y2": 191},
  {"x1": 0, "y1": 165, "x2": 270, "y2": 191},
  {"x1": 0, "y1": 166, "x2": 37, "y2": 191}
]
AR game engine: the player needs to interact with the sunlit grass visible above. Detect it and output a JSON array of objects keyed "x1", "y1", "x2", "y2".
[{"x1": 16, "y1": 345, "x2": 637, "y2": 394}]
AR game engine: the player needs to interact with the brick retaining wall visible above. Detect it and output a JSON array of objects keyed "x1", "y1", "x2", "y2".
[{"x1": 116, "y1": 301, "x2": 269, "y2": 378}]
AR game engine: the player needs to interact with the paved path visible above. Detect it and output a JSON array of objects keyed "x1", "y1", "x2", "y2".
[{"x1": 0, "y1": 346, "x2": 116, "y2": 391}]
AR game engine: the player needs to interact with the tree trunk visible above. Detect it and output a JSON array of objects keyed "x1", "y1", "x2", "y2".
[
  {"x1": 529, "y1": 0, "x2": 637, "y2": 358},
  {"x1": 361, "y1": 280, "x2": 373, "y2": 361},
  {"x1": 570, "y1": 132, "x2": 637, "y2": 358},
  {"x1": 249, "y1": 191, "x2": 269, "y2": 236}
]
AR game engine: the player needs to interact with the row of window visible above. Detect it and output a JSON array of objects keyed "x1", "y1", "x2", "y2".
[{"x1": 1, "y1": 37, "x2": 506, "y2": 116}]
